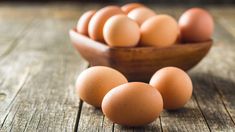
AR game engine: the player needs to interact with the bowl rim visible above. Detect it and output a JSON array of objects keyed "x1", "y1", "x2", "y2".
[{"x1": 69, "y1": 28, "x2": 213, "y2": 51}]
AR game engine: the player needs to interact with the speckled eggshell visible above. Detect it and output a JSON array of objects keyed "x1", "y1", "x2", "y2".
[
  {"x1": 88, "y1": 6, "x2": 124, "y2": 42},
  {"x1": 149, "y1": 67, "x2": 193, "y2": 110},
  {"x1": 102, "y1": 82, "x2": 163, "y2": 126},
  {"x1": 76, "y1": 66, "x2": 128, "y2": 108}
]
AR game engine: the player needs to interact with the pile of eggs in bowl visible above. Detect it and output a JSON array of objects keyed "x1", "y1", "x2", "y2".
[
  {"x1": 76, "y1": 3, "x2": 214, "y2": 48},
  {"x1": 75, "y1": 3, "x2": 214, "y2": 127}
]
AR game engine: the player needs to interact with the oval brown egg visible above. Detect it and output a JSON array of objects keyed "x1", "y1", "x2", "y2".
[
  {"x1": 102, "y1": 82, "x2": 163, "y2": 126},
  {"x1": 103, "y1": 15, "x2": 140, "y2": 47},
  {"x1": 76, "y1": 66, "x2": 128, "y2": 108},
  {"x1": 128, "y1": 7, "x2": 156, "y2": 25},
  {"x1": 77, "y1": 10, "x2": 96, "y2": 36},
  {"x1": 88, "y1": 6, "x2": 124, "y2": 42},
  {"x1": 141, "y1": 15, "x2": 179, "y2": 47},
  {"x1": 121, "y1": 3, "x2": 144, "y2": 14},
  {"x1": 149, "y1": 67, "x2": 193, "y2": 110},
  {"x1": 178, "y1": 8, "x2": 214, "y2": 42}
]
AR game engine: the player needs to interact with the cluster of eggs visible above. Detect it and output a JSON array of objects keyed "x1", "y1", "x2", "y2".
[
  {"x1": 77, "y1": 3, "x2": 214, "y2": 48},
  {"x1": 76, "y1": 66, "x2": 193, "y2": 126}
]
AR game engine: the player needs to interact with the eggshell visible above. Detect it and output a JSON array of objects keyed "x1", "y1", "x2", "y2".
[
  {"x1": 128, "y1": 7, "x2": 156, "y2": 25},
  {"x1": 103, "y1": 15, "x2": 140, "y2": 47},
  {"x1": 140, "y1": 15, "x2": 179, "y2": 47},
  {"x1": 121, "y1": 3, "x2": 144, "y2": 14},
  {"x1": 178, "y1": 8, "x2": 214, "y2": 42},
  {"x1": 76, "y1": 66, "x2": 128, "y2": 107},
  {"x1": 77, "y1": 10, "x2": 96, "y2": 36},
  {"x1": 88, "y1": 6, "x2": 124, "y2": 42},
  {"x1": 102, "y1": 82, "x2": 163, "y2": 126},
  {"x1": 149, "y1": 67, "x2": 193, "y2": 110}
]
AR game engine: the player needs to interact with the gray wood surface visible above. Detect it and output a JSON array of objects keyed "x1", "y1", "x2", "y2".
[{"x1": 0, "y1": 3, "x2": 235, "y2": 132}]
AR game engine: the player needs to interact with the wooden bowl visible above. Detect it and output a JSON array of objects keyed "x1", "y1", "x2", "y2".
[{"x1": 69, "y1": 29, "x2": 212, "y2": 82}]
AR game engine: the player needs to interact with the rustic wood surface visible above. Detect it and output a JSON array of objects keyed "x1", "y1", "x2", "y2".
[{"x1": 0, "y1": 3, "x2": 234, "y2": 132}]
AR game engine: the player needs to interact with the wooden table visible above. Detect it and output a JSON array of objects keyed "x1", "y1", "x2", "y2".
[{"x1": 0, "y1": 3, "x2": 234, "y2": 132}]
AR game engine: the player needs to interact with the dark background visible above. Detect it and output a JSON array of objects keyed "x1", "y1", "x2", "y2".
[{"x1": 3, "y1": 0, "x2": 235, "y2": 5}]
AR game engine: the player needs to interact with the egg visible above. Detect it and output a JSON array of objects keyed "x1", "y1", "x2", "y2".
[
  {"x1": 103, "y1": 15, "x2": 140, "y2": 47},
  {"x1": 178, "y1": 8, "x2": 214, "y2": 42},
  {"x1": 88, "y1": 6, "x2": 124, "y2": 42},
  {"x1": 128, "y1": 7, "x2": 156, "y2": 25},
  {"x1": 102, "y1": 82, "x2": 163, "y2": 126},
  {"x1": 140, "y1": 15, "x2": 178, "y2": 47},
  {"x1": 121, "y1": 3, "x2": 144, "y2": 14},
  {"x1": 76, "y1": 66, "x2": 128, "y2": 107},
  {"x1": 76, "y1": 10, "x2": 96, "y2": 36},
  {"x1": 149, "y1": 67, "x2": 193, "y2": 110}
]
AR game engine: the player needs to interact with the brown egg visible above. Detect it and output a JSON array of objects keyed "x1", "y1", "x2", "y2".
[
  {"x1": 121, "y1": 3, "x2": 144, "y2": 14},
  {"x1": 88, "y1": 6, "x2": 124, "y2": 42},
  {"x1": 128, "y1": 7, "x2": 156, "y2": 25},
  {"x1": 103, "y1": 15, "x2": 140, "y2": 47},
  {"x1": 149, "y1": 67, "x2": 193, "y2": 110},
  {"x1": 178, "y1": 8, "x2": 214, "y2": 42},
  {"x1": 140, "y1": 15, "x2": 178, "y2": 47},
  {"x1": 77, "y1": 10, "x2": 96, "y2": 36},
  {"x1": 102, "y1": 82, "x2": 163, "y2": 126},
  {"x1": 76, "y1": 66, "x2": 128, "y2": 107}
]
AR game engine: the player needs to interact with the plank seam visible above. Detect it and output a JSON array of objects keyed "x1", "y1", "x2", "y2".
[
  {"x1": 5, "y1": 68, "x2": 30, "y2": 111},
  {"x1": 159, "y1": 115, "x2": 163, "y2": 132},
  {"x1": 211, "y1": 77, "x2": 235, "y2": 126},
  {"x1": 193, "y1": 92, "x2": 212, "y2": 132},
  {"x1": 9, "y1": 103, "x2": 22, "y2": 131},
  {"x1": 23, "y1": 108, "x2": 37, "y2": 132},
  {"x1": 74, "y1": 99, "x2": 83, "y2": 132}
]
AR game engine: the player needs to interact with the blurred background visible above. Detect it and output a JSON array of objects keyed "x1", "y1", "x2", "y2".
[{"x1": 1, "y1": 0, "x2": 235, "y2": 5}]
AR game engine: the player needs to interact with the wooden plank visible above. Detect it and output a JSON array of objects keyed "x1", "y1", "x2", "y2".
[
  {"x1": 0, "y1": 19, "x2": 33, "y2": 58},
  {"x1": 77, "y1": 102, "x2": 113, "y2": 132},
  {"x1": 208, "y1": 7, "x2": 235, "y2": 38},
  {"x1": 188, "y1": 10, "x2": 235, "y2": 131},
  {"x1": 1, "y1": 4, "x2": 235, "y2": 131},
  {"x1": 0, "y1": 19, "x2": 34, "y2": 125},
  {"x1": 191, "y1": 74, "x2": 235, "y2": 131},
  {"x1": 0, "y1": 18, "x2": 88, "y2": 131},
  {"x1": 160, "y1": 96, "x2": 210, "y2": 132}
]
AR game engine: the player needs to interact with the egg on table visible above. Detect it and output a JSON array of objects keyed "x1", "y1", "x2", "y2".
[
  {"x1": 76, "y1": 66, "x2": 128, "y2": 107},
  {"x1": 103, "y1": 15, "x2": 140, "y2": 47},
  {"x1": 178, "y1": 8, "x2": 214, "y2": 42},
  {"x1": 88, "y1": 6, "x2": 124, "y2": 42},
  {"x1": 102, "y1": 82, "x2": 163, "y2": 126},
  {"x1": 149, "y1": 67, "x2": 193, "y2": 110}
]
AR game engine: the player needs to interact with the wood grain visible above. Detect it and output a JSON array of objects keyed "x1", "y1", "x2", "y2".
[
  {"x1": 0, "y1": 3, "x2": 235, "y2": 132},
  {"x1": 0, "y1": 18, "x2": 88, "y2": 131}
]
